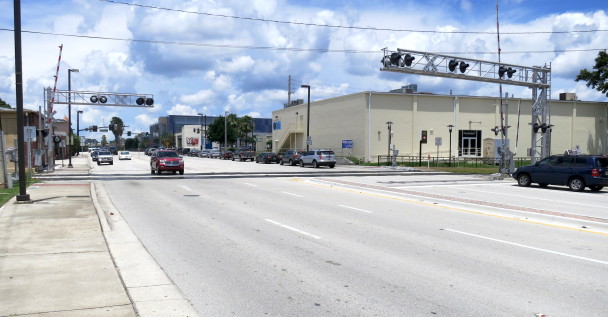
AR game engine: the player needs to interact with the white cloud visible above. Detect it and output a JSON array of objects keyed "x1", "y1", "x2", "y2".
[
  {"x1": 180, "y1": 90, "x2": 215, "y2": 105},
  {"x1": 167, "y1": 104, "x2": 199, "y2": 116},
  {"x1": 221, "y1": 56, "x2": 256, "y2": 73}
]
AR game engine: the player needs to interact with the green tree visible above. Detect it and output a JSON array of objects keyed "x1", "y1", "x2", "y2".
[
  {"x1": 109, "y1": 117, "x2": 125, "y2": 148},
  {"x1": 160, "y1": 133, "x2": 174, "y2": 148},
  {"x1": 207, "y1": 115, "x2": 237, "y2": 148},
  {"x1": 101, "y1": 135, "x2": 108, "y2": 147},
  {"x1": 0, "y1": 97, "x2": 11, "y2": 109},
  {"x1": 235, "y1": 115, "x2": 254, "y2": 147},
  {"x1": 576, "y1": 51, "x2": 608, "y2": 97}
]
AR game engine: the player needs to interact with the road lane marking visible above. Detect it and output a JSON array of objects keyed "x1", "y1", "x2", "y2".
[
  {"x1": 338, "y1": 205, "x2": 373, "y2": 214},
  {"x1": 446, "y1": 228, "x2": 608, "y2": 266},
  {"x1": 180, "y1": 185, "x2": 192, "y2": 191},
  {"x1": 243, "y1": 182, "x2": 257, "y2": 187},
  {"x1": 282, "y1": 191, "x2": 303, "y2": 198},
  {"x1": 265, "y1": 219, "x2": 321, "y2": 239},
  {"x1": 464, "y1": 187, "x2": 607, "y2": 209},
  {"x1": 296, "y1": 178, "x2": 608, "y2": 236}
]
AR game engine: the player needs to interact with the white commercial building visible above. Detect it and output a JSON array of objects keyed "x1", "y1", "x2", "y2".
[{"x1": 272, "y1": 91, "x2": 608, "y2": 162}]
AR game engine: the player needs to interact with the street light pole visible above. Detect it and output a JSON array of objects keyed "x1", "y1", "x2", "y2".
[
  {"x1": 67, "y1": 68, "x2": 79, "y2": 168},
  {"x1": 77, "y1": 110, "x2": 83, "y2": 155},
  {"x1": 301, "y1": 85, "x2": 310, "y2": 152},
  {"x1": 447, "y1": 124, "x2": 454, "y2": 167},
  {"x1": 198, "y1": 113, "x2": 204, "y2": 150},
  {"x1": 224, "y1": 111, "x2": 228, "y2": 150}
]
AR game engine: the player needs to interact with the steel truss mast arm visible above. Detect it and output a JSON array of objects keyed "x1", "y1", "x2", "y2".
[{"x1": 50, "y1": 90, "x2": 154, "y2": 107}]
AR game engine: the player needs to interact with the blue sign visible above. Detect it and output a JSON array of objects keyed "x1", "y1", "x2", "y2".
[
  {"x1": 342, "y1": 140, "x2": 353, "y2": 148},
  {"x1": 273, "y1": 121, "x2": 281, "y2": 130}
]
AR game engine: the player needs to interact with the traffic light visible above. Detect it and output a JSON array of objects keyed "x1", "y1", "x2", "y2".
[
  {"x1": 92, "y1": 125, "x2": 98, "y2": 132},
  {"x1": 127, "y1": 131, "x2": 131, "y2": 136},
  {"x1": 421, "y1": 130, "x2": 428, "y2": 144}
]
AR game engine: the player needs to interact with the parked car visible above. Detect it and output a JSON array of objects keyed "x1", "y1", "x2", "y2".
[
  {"x1": 299, "y1": 149, "x2": 337, "y2": 168},
  {"x1": 255, "y1": 152, "x2": 279, "y2": 164},
  {"x1": 221, "y1": 151, "x2": 234, "y2": 160},
  {"x1": 150, "y1": 150, "x2": 184, "y2": 175},
  {"x1": 209, "y1": 150, "x2": 221, "y2": 158},
  {"x1": 118, "y1": 151, "x2": 132, "y2": 160},
  {"x1": 512, "y1": 154, "x2": 608, "y2": 191},
  {"x1": 91, "y1": 151, "x2": 99, "y2": 161},
  {"x1": 97, "y1": 150, "x2": 114, "y2": 165},
  {"x1": 232, "y1": 147, "x2": 255, "y2": 161},
  {"x1": 198, "y1": 150, "x2": 210, "y2": 158},
  {"x1": 279, "y1": 150, "x2": 307, "y2": 166},
  {"x1": 146, "y1": 147, "x2": 157, "y2": 156}
]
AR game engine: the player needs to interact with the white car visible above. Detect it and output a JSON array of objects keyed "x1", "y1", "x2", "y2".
[{"x1": 118, "y1": 151, "x2": 132, "y2": 160}]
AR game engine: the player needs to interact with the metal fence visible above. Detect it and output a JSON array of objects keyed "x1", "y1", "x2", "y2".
[{"x1": 375, "y1": 155, "x2": 531, "y2": 168}]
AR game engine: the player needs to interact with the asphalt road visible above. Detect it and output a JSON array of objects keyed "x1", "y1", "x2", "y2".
[{"x1": 92, "y1": 152, "x2": 608, "y2": 316}]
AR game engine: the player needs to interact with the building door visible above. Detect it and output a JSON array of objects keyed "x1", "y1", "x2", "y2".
[{"x1": 458, "y1": 130, "x2": 482, "y2": 157}]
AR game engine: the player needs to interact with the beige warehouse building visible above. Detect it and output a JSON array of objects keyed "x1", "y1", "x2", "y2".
[{"x1": 272, "y1": 90, "x2": 608, "y2": 162}]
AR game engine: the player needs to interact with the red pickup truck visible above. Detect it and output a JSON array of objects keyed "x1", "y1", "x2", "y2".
[{"x1": 232, "y1": 148, "x2": 255, "y2": 161}]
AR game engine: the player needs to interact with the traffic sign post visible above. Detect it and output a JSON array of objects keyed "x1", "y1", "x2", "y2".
[{"x1": 435, "y1": 137, "x2": 442, "y2": 166}]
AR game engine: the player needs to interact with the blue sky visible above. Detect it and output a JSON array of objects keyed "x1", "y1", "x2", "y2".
[{"x1": 0, "y1": 0, "x2": 606, "y2": 141}]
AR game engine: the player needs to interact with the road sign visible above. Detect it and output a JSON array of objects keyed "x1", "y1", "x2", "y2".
[
  {"x1": 307, "y1": 136, "x2": 312, "y2": 146},
  {"x1": 435, "y1": 137, "x2": 442, "y2": 146},
  {"x1": 342, "y1": 140, "x2": 353, "y2": 148}
]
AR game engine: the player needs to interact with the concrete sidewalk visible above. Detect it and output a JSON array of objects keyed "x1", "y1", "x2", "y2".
[{"x1": 0, "y1": 156, "x2": 199, "y2": 317}]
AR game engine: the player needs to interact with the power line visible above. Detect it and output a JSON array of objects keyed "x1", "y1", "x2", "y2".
[
  {"x1": 99, "y1": 0, "x2": 608, "y2": 36},
  {"x1": 0, "y1": 28, "x2": 605, "y2": 55}
]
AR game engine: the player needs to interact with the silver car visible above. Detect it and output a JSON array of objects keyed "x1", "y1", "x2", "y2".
[{"x1": 299, "y1": 149, "x2": 336, "y2": 168}]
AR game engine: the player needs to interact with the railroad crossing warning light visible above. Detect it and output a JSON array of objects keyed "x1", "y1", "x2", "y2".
[
  {"x1": 421, "y1": 130, "x2": 428, "y2": 144},
  {"x1": 390, "y1": 52, "x2": 403, "y2": 67},
  {"x1": 136, "y1": 97, "x2": 154, "y2": 106},
  {"x1": 506, "y1": 67, "x2": 516, "y2": 78},
  {"x1": 448, "y1": 60, "x2": 458, "y2": 72},
  {"x1": 498, "y1": 66, "x2": 507, "y2": 78},
  {"x1": 498, "y1": 66, "x2": 515, "y2": 78},
  {"x1": 90, "y1": 95, "x2": 108, "y2": 103},
  {"x1": 532, "y1": 122, "x2": 540, "y2": 133},
  {"x1": 491, "y1": 126, "x2": 500, "y2": 136},
  {"x1": 403, "y1": 54, "x2": 415, "y2": 67},
  {"x1": 459, "y1": 61, "x2": 470, "y2": 73}
]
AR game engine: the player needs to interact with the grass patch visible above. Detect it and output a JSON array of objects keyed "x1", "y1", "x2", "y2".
[{"x1": 0, "y1": 176, "x2": 39, "y2": 207}]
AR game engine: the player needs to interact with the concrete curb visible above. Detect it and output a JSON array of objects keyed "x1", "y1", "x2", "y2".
[{"x1": 92, "y1": 182, "x2": 200, "y2": 317}]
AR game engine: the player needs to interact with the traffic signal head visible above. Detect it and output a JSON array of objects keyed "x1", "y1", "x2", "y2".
[
  {"x1": 459, "y1": 61, "x2": 469, "y2": 73},
  {"x1": 448, "y1": 60, "x2": 458, "y2": 72},
  {"x1": 127, "y1": 131, "x2": 131, "y2": 136},
  {"x1": 92, "y1": 125, "x2": 98, "y2": 132},
  {"x1": 403, "y1": 54, "x2": 415, "y2": 67},
  {"x1": 421, "y1": 130, "x2": 428, "y2": 144}
]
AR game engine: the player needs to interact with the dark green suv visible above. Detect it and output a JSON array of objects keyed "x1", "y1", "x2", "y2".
[{"x1": 513, "y1": 155, "x2": 608, "y2": 191}]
